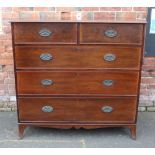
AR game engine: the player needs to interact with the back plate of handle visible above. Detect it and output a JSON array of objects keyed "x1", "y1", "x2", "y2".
[
  {"x1": 39, "y1": 28, "x2": 52, "y2": 37},
  {"x1": 101, "y1": 106, "x2": 113, "y2": 113},
  {"x1": 104, "y1": 29, "x2": 118, "y2": 38},
  {"x1": 40, "y1": 53, "x2": 53, "y2": 61},
  {"x1": 41, "y1": 79, "x2": 53, "y2": 86},
  {"x1": 103, "y1": 80, "x2": 113, "y2": 86},
  {"x1": 104, "y1": 54, "x2": 116, "y2": 61},
  {"x1": 42, "y1": 106, "x2": 54, "y2": 113}
]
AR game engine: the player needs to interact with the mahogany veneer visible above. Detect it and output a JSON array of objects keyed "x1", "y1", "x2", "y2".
[
  {"x1": 15, "y1": 46, "x2": 141, "y2": 69},
  {"x1": 17, "y1": 71, "x2": 139, "y2": 95},
  {"x1": 14, "y1": 23, "x2": 77, "y2": 44},
  {"x1": 80, "y1": 23, "x2": 143, "y2": 44},
  {"x1": 18, "y1": 97, "x2": 137, "y2": 122},
  {"x1": 11, "y1": 20, "x2": 146, "y2": 139}
]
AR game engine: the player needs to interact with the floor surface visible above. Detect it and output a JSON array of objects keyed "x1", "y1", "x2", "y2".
[{"x1": 0, "y1": 112, "x2": 155, "y2": 148}]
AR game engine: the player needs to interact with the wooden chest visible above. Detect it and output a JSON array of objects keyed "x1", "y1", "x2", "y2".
[{"x1": 11, "y1": 20, "x2": 146, "y2": 139}]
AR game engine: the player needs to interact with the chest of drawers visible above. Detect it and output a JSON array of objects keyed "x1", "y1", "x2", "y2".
[{"x1": 11, "y1": 20, "x2": 146, "y2": 139}]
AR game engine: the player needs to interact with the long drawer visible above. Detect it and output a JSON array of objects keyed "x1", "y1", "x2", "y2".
[
  {"x1": 80, "y1": 23, "x2": 143, "y2": 44},
  {"x1": 13, "y1": 23, "x2": 77, "y2": 44},
  {"x1": 15, "y1": 46, "x2": 141, "y2": 70},
  {"x1": 18, "y1": 97, "x2": 137, "y2": 123},
  {"x1": 17, "y1": 71, "x2": 139, "y2": 95}
]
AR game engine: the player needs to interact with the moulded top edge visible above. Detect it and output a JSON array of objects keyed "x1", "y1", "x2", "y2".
[{"x1": 10, "y1": 19, "x2": 147, "y2": 24}]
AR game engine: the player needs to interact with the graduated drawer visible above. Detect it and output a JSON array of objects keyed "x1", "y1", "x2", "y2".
[
  {"x1": 80, "y1": 23, "x2": 143, "y2": 44},
  {"x1": 15, "y1": 46, "x2": 141, "y2": 70},
  {"x1": 17, "y1": 71, "x2": 139, "y2": 95},
  {"x1": 18, "y1": 97, "x2": 137, "y2": 123},
  {"x1": 13, "y1": 23, "x2": 77, "y2": 44}
]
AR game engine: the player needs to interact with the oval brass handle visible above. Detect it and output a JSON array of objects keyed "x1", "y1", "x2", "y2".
[
  {"x1": 41, "y1": 79, "x2": 53, "y2": 86},
  {"x1": 39, "y1": 28, "x2": 52, "y2": 37},
  {"x1": 104, "y1": 29, "x2": 118, "y2": 38},
  {"x1": 104, "y1": 54, "x2": 116, "y2": 62},
  {"x1": 101, "y1": 106, "x2": 113, "y2": 113},
  {"x1": 42, "y1": 106, "x2": 54, "y2": 113},
  {"x1": 40, "y1": 53, "x2": 53, "y2": 61},
  {"x1": 103, "y1": 80, "x2": 113, "y2": 86}
]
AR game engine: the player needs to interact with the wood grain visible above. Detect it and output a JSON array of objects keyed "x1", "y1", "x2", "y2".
[
  {"x1": 80, "y1": 23, "x2": 143, "y2": 45},
  {"x1": 11, "y1": 21, "x2": 145, "y2": 139},
  {"x1": 14, "y1": 23, "x2": 77, "y2": 44},
  {"x1": 15, "y1": 46, "x2": 141, "y2": 70},
  {"x1": 18, "y1": 97, "x2": 137, "y2": 123},
  {"x1": 17, "y1": 71, "x2": 139, "y2": 95}
]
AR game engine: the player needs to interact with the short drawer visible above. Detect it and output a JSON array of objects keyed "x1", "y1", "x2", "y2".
[
  {"x1": 17, "y1": 71, "x2": 139, "y2": 95},
  {"x1": 80, "y1": 23, "x2": 143, "y2": 44},
  {"x1": 15, "y1": 46, "x2": 141, "y2": 70},
  {"x1": 18, "y1": 97, "x2": 137, "y2": 123},
  {"x1": 13, "y1": 23, "x2": 77, "y2": 44}
]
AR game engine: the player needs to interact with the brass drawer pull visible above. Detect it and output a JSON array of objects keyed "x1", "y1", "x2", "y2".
[
  {"x1": 104, "y1": 54, "x2": 116, "y2": 62},
  {"x1": 103, "y1": 80, "x2": 113, "y2": 86},
  {"x1": 39, "y1": 28, "x2": 52, "y2": 37},
  {"x1": 101, "y1": 106, "x2": 113, "y2": 113},
  {"x1": 104, "y1": 29, "x2": 118, "y2": 38},
  {"x1": 42, "y1": 106, "x2": 54, "y2": 113},
  {"x1": 40, "y1": 53, "x2": 53, "y2": 61},
  {"x1": 41, "y1": 79, "x2": 53, "y2": 86}
]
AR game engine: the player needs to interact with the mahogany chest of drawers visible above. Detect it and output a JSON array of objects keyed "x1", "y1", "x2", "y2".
[{"x1": 11, "y1": 20, "x2": 146, "y2": 139}]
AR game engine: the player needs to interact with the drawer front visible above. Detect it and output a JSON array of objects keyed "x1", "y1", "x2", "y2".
[
  {"x1": 17, "y1": 71, "x2": 139, "y2": 95},
  {"x1": 18, "y1": 97, "x2": 137, "y2": 123},
  {"x1": 80, "y1": 23, "x2": 143, "y2": 44},
  {"x1": 15, "y1": 46, "x2": 141, "y2": 69},
  {"x1": 13, "y1": 23, "x2": 77, "y2": 44}
]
